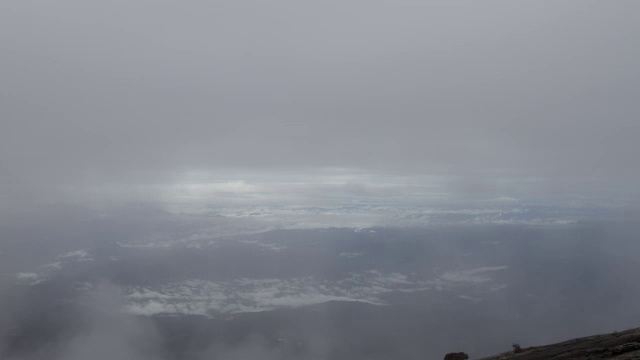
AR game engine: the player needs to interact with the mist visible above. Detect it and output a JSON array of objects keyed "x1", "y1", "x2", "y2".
[
  {"x1": 2, "y1": 1, "x2": 640, "y2": 359},
  {"x1": 2, "y1": 0, "x2": 640, "y2": 208}
]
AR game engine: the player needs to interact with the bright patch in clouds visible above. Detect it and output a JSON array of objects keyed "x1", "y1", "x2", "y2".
[{"x1": 120, "y1": 267, "x2": 508, "y2": 317}]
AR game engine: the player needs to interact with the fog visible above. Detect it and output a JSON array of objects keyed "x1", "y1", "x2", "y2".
[
  {"x1": 2, "y1": 0, "x2": 640, "y2": 207},
  {"x1": 1, "y1": 1, "x2": 640, "y2": 359}
]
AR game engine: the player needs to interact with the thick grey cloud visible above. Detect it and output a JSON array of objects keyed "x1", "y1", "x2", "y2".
[{"x1": 1, "y1": 1, "x2": 639, "y2": 203}]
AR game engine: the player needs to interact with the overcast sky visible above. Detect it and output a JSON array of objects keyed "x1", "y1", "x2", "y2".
[{"x1": 1, "y1": 1, "x2": 639, "y2": 208}]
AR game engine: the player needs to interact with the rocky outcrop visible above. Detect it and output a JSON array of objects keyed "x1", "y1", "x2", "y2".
[{"x1": 444, "y1": 352, "x2": 469, "y2": 360}]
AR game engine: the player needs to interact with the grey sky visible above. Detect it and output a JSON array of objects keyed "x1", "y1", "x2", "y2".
[{"x1": 1, "y1": 1, "x2": 639, "y2": 205}]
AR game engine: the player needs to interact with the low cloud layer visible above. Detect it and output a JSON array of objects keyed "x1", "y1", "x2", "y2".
[{"x1": 122, "y1": 267, "x2": 508, "y2": 317}]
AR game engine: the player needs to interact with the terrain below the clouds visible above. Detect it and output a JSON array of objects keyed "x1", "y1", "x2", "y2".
[{"x1": 1, "y1": 203, "x2": 640, "y2": 360}]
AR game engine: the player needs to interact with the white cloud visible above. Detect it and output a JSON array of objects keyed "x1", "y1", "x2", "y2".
[
  {"x1": 440, "y1": 266, "x2": 508, "y2": 284},
  {"x1": 121, "y1": 272, "x2": 428, "y2": 316},
  {"x1": 59, "y1": 249, "x2": 90, "y2": 259},
  {"x1": 458, "y1": 295, "x2": 482, "y2": 303},
  {"x1": 16, "y1": 272, "x2": 39, "y2": 280}
]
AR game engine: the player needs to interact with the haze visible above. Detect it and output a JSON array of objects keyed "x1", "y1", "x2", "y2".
[
  {"x1": 1, "y1": 1, "x2": 640, "y2": 360},
  {"x1": 2, "y1": 0, "x2": 639, "y2": 210}
]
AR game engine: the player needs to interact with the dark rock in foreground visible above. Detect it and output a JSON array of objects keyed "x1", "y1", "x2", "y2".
[
  {"x1": 445, "y1": 352, "x2": 469, "y2": 360},
  {"x1": 477, "y1": 327, "x2": 640, "y2": 359}
]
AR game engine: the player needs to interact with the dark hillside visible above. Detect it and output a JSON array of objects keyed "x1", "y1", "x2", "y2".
[{"x1": 476, "y1": 327, "x2": 640, "y2": 360}]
